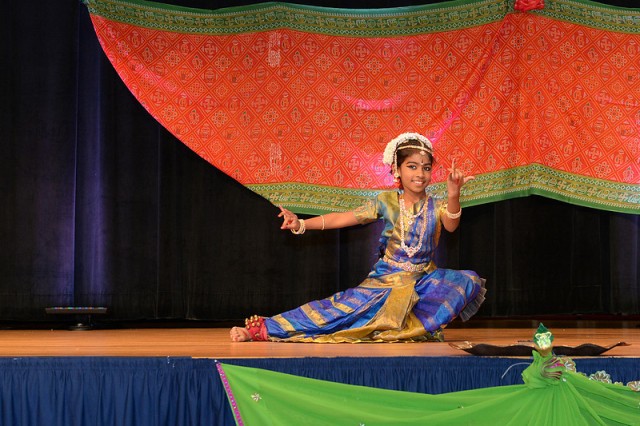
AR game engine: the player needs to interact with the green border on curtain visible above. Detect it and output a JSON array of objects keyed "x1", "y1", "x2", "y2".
[
  {"x1": 539, "y1": 0, "x2": 640, "y2": 34},
  {"x1": 82, "y1": 0, "x2": 511, "y2": 35},
  {"x1": 83, "y1": 0, "x2": 640, "y2": 36},
  {"x1": 249, "y1": 164, "x2": 640, "y2": 214}
]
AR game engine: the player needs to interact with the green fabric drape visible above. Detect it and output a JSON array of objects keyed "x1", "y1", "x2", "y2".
[{"x1": 218, "y1": 353, "x2": 640, "y2": 425}]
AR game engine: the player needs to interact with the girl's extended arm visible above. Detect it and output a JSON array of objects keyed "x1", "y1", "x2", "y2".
[{"x1": 279, "y1": 207, "x2": 359, "y2": 232}]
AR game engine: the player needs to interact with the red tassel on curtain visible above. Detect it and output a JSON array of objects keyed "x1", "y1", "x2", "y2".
[{"x1": 514, "y1": 0, "x2": 545, "y2": 12}]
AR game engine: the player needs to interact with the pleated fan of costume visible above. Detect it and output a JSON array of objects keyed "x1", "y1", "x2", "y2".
[{"x1": 83, "y1": 0, "x2": 640, "y2": 214}]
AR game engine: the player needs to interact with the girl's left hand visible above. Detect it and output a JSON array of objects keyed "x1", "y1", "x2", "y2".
[{"x1": 447, "y1": 159, "x2": 474, "y2": 196}]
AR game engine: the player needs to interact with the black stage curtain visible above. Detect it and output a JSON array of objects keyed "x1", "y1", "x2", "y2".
[{"x1": 1, "y1": 0, "x2": 638, "y2": 323}]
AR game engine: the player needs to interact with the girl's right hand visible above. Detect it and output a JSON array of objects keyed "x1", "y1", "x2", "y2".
[{"x1": 278, "y1": 206, "x2": 300, "y2": 231}]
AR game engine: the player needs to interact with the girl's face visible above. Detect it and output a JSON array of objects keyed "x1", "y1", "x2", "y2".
[{"x1": 397, "y1": 151, "x2": 432, "y2": 197}]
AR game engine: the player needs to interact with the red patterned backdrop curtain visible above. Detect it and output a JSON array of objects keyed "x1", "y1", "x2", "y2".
[{"x1": 83, "y1": 0, "x2": 640, "y2": 214}]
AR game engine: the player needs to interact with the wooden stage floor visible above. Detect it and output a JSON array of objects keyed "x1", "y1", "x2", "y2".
[{"x1": 1, "y1": 323, "x2": 639, "y2": 358}]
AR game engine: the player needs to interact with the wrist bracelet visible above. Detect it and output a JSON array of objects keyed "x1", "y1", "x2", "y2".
[
  {"x1": 320, "y1": 215, "x2": 325, "y2": 231},
  {"x1": 445, "y1": 208, "x2": 462, "y2": 219},
  {"x1": 291, "y1": 218, "x2": 306, "y2": 235}
]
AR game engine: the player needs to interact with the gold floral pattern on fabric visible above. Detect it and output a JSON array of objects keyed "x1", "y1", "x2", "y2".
[
  {"x1": 353, "y1": 198, "x2": 378, "y2": 224},
  {"x1": 589, "y1": 370, "x2": 612, "y2": 384}
]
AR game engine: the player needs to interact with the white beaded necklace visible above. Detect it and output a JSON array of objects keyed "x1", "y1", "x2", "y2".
[{"x1": 398, "y1": 193, "x2": 429, "y2": 258}]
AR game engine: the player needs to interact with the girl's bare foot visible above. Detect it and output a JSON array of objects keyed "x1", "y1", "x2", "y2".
[{"x1": 230, "y1": 326, "x2": 252, "y2": 342}]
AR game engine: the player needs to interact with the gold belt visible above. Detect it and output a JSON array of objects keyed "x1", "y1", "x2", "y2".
[{"x1": 382, "y1": 255, "x2": 433, "y2": 273}]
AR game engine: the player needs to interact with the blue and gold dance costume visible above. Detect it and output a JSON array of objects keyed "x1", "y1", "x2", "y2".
[{"x1": 265, "y1": 191, "x2": 486, "y2": 342}]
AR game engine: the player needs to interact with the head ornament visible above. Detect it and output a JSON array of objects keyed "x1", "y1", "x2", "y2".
[{"x1": 382, "y1": 133, "x2": 433, "y2": 169}]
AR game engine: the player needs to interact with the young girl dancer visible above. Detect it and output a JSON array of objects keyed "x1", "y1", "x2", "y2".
[{"x1": 230, "y1": 132, "x2": 485, "y2": 342}]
